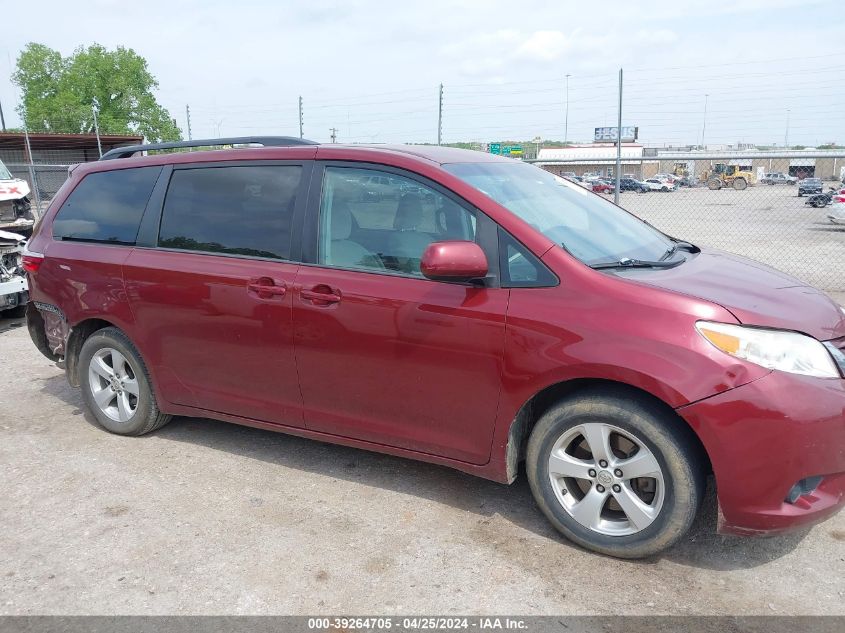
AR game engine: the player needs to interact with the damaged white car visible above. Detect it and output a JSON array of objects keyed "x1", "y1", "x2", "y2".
[
  {"x1": 0, "y1": 159, "x2": 36, "y2": 236},
  {"x1": 0, "y1": 229, "x2": 28, "y2": 317}
]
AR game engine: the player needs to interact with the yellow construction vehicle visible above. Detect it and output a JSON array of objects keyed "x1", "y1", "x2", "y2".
[{"x1": 702, "y1": 163, "x2": 754, "y2": 190}]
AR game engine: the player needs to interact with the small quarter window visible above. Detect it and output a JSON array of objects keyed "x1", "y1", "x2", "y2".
[
  {"x1": 499, "y1": 229, "x2": 558, "y2": 288},
  {"x1": 53, "y1": 167, "x2": 160, "y2": 244}
]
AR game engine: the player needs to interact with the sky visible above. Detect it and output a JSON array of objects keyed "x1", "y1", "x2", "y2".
[{"x1": 1, "y1": 0, "x2": 844, "y2": 147}]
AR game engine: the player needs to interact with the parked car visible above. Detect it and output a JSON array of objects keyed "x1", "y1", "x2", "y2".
[
  {"x1": 798, "y1": 178, "x2": 824, "y2": 196},
  {"x1": 827, "y1": 193, "x2": 845, "y2": 225},
  {"x1": 590, "y1": 180, "x2": 615, "y2": 194},
  {"x1": 644, "y1": 178, "x2": 675, "y2": 192},
  {"x1": 0, "y1": 158, "x2": 36, "y2": 236},
  {"x1": 618, "y1": 177, "x2": 649, "y2": 193},
  {"x1": 0, "y1": 229, "x2": 28, "y2": 316},
  {"x1": 807, "y1": 186, "x2": 845, "y2": 209},
  {"x1": 760, "y1": 172, "x2": 798, "y2": 185},
  {"x1": 24, "y1": 137, "x2": 845, "y2": 559},
  {"x1": 653, "y1": 173, "x2": 680, "y2": 185}
]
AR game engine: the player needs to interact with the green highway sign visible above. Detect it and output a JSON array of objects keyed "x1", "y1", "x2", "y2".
[{"x1": 489, "y1": 143, "x2": 523, "y2": 156}]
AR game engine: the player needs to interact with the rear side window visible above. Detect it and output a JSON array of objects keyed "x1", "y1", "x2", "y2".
[
  {"x1": 158, "y1": 165, "x2": 302, "y2": 260},
  {"x1": 52, "y1": 167, "x2": 160, "y2": 244}
]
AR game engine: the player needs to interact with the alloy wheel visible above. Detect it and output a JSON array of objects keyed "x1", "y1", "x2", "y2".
[
  {"x1": 88, "y1": 347, "x2": 140, "y2": 423},
  {"x1": 547, "y1": 422, "x2": 665, "y2": 536}
]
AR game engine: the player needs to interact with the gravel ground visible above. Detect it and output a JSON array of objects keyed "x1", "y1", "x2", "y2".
[{"x1": 0, "y1": 320, "x2": 843, "y2": 616}]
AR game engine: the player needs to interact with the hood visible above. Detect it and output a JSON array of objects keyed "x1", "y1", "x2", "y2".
[
  {"x1": 0, "y1": 178, "x2": 31, "y2": 202},
  {"x1": 621, "y1": 249, "x2": 845, "y2": 342}
]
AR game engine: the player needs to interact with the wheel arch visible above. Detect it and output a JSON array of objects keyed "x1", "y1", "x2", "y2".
[
  {"x1": 65, "y1": 317, "x2": 121, "y2": 387},
  {"x1": 504, "y1": 377, "x2": 712, "y2": 484}
]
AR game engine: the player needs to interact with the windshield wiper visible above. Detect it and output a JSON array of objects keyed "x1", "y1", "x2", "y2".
[
  {"x1": 590, "y1": 257, "x2": 684, "y2": 270},
  {"x1": 659, "y1": 239, "x2": 697, "y2": 261}
]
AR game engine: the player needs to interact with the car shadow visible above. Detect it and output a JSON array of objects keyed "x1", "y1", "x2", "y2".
[
  {"x1": 39, "y1": 372, "x2": 809, "y2": 571},
  {"x1": 0, "y1": 314, "x2": 25, "y2": 334}
]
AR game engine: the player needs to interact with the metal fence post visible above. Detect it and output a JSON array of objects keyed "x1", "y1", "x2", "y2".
[
  {"x1": 92, "y1": 104, "x2": 103, "y2": 157},
  {"x1": 614, "y1": 68, "x2": 623, "y2": 205},
  {"x1": 22, "y1": 125, "x2": 43, "y2": 216}
]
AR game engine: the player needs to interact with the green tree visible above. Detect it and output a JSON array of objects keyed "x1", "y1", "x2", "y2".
[{"x1": 13, "y1": 42, "x2": 181, "y2": 142}]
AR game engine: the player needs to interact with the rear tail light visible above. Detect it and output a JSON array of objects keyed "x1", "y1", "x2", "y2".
[
  {"x1": 833, "y1": 195, "x2": 845, "y2": 203},
  {"x1": 22, "y1": 246, "x2": 44, "y2": 273}
]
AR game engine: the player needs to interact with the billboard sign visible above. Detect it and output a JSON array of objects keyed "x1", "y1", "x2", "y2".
[{"x1": 594, "y1": 126, "x2": 638, "y2": 142}]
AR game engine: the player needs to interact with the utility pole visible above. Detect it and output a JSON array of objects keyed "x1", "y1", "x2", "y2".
[
  {"x1": 437, "y1": 83, "x2": 443, "y2": 146},
  {"x1": 299, "y1": 96, "x2": 304, "y2": 139},
  {"x1": 784, "y1": 109, "x2": 790, "y2": 148},
  {"x1": 330, "y1": 127, "x2": 338, "y2": 143},
  {"x1": 564, "y1": 74, "x2": 571, "y2": 144},
  {"x1": 92, "y1": 103, "x2": 103, "y2": 157},
  {"x1": 614, "y1": 68, "x2": 622, "y2": 205},
  {"x1": 0, "y1": 98, "x2": 5, "y2": 132},
  {"x1": 186, "y1": 104, "x2": 193, "y2": 140},
  {"x1": 701, "y1": 94, "x2": 708, "y2": 148}
]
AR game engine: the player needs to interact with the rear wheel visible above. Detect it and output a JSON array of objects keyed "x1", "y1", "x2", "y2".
[
  {"x1": 79, "y1": 327, "x2": 171, "y2": 436},
  {"x1": 526, "y1": 389, "x2": 705, "y2": 558},
  {"x1": 707, "y1": 178, "x2": 721, "y2": 190}
]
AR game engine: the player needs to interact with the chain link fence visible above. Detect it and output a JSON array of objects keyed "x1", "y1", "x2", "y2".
[{"x1": 536, "y1": 152, "x2": 845, "y2": 297}]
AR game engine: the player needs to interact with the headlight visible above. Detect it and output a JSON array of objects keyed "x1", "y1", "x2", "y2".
[{"x1": 695, "y1": 321, "x2": 840, "y2": 378}]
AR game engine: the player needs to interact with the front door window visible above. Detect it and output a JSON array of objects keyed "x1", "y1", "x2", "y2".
[{"x1": 318, "y1": 166, "x2": 476, "y2": 276}]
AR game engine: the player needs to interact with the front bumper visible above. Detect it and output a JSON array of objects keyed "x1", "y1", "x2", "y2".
[{"x1": 678, "y1": 370, "x2": 845, "y2": 535}]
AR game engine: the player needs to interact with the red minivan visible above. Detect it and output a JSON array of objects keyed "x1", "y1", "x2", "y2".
[{"x1": 23, "y1": 137, "x2": 845, "y2": 558}]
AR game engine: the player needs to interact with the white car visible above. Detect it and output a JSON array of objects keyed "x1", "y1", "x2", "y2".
[
  {"x1": 827, "y1": 192, "x2": 845, "y2": 225},
  {"x1": 644, "y1": 178, "x2": 675, "y2": 192},
  {"x1": 0, "y1": 159, "x2": 35, "y2": 235}
]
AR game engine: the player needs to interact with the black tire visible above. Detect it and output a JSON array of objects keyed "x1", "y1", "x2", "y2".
[
  {"x1": 732, "y1": 178, "x2": 747, "y2": 191},
  {"x1": 78, "y1": 327, "x2": 171, "y2": 436},
  {"x1": 526, "y1": 388, "x2": 705, "y2": 559},
  {"x1": 661, "y1": 186, "x2": 668, "y2": 192},
  {"x1": 798, "y1": 191, "x2": 803, "y2": 197}
]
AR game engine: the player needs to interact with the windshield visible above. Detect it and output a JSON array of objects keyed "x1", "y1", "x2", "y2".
[
  {"x1": 443, "y1": 161, "x2": 673, "y2": 266},
  {"x1": 0, "y1": 160, "x2": 12, "y2": 181}
]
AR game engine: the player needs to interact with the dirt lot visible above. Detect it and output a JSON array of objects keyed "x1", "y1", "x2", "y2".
[{"x1": 0, "y1": 317, "x2": 843, "y2": 616}]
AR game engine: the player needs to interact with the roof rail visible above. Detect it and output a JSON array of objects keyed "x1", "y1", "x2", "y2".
[{"x1": 99, "y1": 136, "x2": 319, "y2": 160}]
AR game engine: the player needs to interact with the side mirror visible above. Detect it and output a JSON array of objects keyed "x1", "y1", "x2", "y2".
[{"x1": 420, "y1": 241, "x2": 488, "y2": 282}]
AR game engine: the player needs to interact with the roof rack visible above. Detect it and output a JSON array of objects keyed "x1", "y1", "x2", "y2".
[{"x1": 99, "y1": 136, "x2": 319, "y2": 160}]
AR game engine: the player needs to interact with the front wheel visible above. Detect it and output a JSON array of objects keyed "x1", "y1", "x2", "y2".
[
  {"x1": 732, "y1": 178, "x2": 747, "y2": 191},
  {"x1": 79, "y1": 327, "x2": 172, "y2": 436},
  {"x1": 526, "y1": 389, "x2": 705, "y2": 558}
]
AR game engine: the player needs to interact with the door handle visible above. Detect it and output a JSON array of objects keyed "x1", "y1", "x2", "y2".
[
  {"x1": 247, "y1": 277, "x2": 287, "y2": 299},
  {"x1": 300, "y1": 284, "x2": 342, "y2": 305}
]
